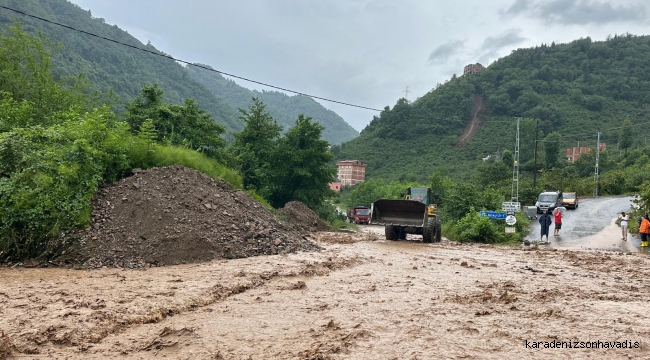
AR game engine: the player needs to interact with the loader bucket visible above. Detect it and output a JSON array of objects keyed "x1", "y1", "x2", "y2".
[{"x1": 371, "y1": 199, "x2": 426, "y2": 226}]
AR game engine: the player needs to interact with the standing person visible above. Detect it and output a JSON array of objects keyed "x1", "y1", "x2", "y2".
[
  {"x1": 620, "y1": 212, "x2": 629, "y2": 241},
  {"x1": 640, "y1": 214, "x2": 650, "y2": 247},
  {"x1": 553, "y1": 208, "x2": 563, "y2": 236},
  {"x1": 539, "y1": 209, "x2": 552, "y2": 243}
]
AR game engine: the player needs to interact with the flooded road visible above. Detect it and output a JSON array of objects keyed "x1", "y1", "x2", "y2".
[
  {"x1": 2, "y1": 229, "x2": 650, "y2": 359},
  {"x1": 523, "y1": 196, "x2": 645, "y2": 253}
]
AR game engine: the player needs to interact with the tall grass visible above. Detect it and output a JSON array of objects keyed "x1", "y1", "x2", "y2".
[{"x1": 126, "y1": 139, "x2": 243, "y2": 189}]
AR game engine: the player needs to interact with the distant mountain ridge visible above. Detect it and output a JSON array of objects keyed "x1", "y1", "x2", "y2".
[
  {"x1": 185, "y1": 64, "x2": 359, "y2": 144},
  {"x1": 334, "y1": 34, "x2": 650, "y2": 181},
  {"x1": 0, "y1": 0, "x2": 358, "y2": 144},
  {"x1": 0, "y1": 0, "x2": 241, "y2": 130}
]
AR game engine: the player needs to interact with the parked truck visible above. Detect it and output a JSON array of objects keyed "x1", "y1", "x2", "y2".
[
  {"x1": 370, "y1": 187, "x2": 441, "y2": 243},
  {"x1": 347, "y1": 206, "x2": 371, "y2": 224}
]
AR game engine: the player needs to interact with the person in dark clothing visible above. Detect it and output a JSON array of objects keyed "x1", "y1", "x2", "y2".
[{"x1": 539, "y1": 209, "x2": 552, "y2": 243}]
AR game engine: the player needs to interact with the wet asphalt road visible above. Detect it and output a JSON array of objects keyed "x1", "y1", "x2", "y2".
[{"x1": 521, "y1": 196, "x2": 650, "y2": 252}]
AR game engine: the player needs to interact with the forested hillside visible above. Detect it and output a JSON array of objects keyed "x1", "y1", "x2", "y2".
[
  {"x1": 0, "y1": 0, "x2": 242, "y2": 131},
  {"x1": 186, "y1": 65, "x2": 359, "y2": 144},
  {"x1": 335, "y1": 34, "x2": 650, "y2": 181},
  {"x1": 0, "y1": 0, "x2": 359, "y2": 144}
]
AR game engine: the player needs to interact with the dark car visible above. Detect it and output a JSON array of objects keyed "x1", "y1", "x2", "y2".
[{"x1": 536, "y1": 190, "x2": 563, "y2": 213}]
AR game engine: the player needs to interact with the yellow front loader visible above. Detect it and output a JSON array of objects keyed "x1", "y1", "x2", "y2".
[{"x1": 370, "y1": 187, "x2": 441, "y2": 242}]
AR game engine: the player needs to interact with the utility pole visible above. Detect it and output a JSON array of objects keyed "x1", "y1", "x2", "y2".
[
  {"x1": 533, "y1": 120, "x2": 539, "y2": 188},
  {"x1": 403, "y1": 86, "x2": 410, "y2": 101},
  {"x1": 594, "y1": 132, "x2": 601, "y2": 196},
  {"x1": 511, "y1": 117, "x2": 521, "y2": 202}
]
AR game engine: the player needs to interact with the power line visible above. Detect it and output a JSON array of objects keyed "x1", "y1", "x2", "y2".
[
  {"x1": 484, "y1": 118, "x2": 650, "y2": 143},
  {"x1": 0, "y1": 5, "x2": 383, "y2": 112},
  {"x1": 402, "y1": 86, "x2": 410, "y2": 101}
]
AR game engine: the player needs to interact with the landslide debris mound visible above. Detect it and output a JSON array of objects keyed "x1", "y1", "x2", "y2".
[
  {"x1": 278, "y1": 201, "x2": 333, "y2": 234},
  {"x1": 84, "y1": 166, "x2": 319, "y2": 268}
]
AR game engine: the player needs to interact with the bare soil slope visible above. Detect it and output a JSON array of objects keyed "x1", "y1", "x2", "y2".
[
  {"x1": 83, "y1": 166, "x2": 318, "y2": 268},
  {"x1": 456, "y1": 94, "x2": 486, "y2": 148}
]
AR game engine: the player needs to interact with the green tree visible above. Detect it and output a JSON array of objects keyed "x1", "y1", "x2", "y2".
[
  {"x1": 475, "y1": 160, "x2": 511, "y2": 187},
  {"x1": 573, "y1": 151, "x2": 596, "y2": 177},
  {"x1": 343, "y1": 180, "x2": 387, "y2": 208},
  {"x1": 125, "y1": 84, "x2": 226, "y2": 158},
  {"x1": 0, "y1": 23, "x2": 88, "y2": 124},
  {"x1": 267, "y1": 115, "x2": 336, "y2": 208},
  {"x1": 231, "y1": 98, "x2": 282, "y2": 191},
  {"x1": 501, "y1": 149, "x2": 514, "y2": 166},
  {"x1": 342, "y1": 180, "x2": 419, "y2": 209},
  {"x1": 444, "y1": 182, "x2": 481, "y2": 220},
  {"x1": 429, "y1": 171, "x2": 453, "y2": 207},
  {"x1": 600, "y1": 170, "x2": 626, "y2": 195},
  {"x1": 619, "y1": 119, "x2": 633, "y2": 155},
  {"x1": 543, "y1": 132, "x2": 562, "y2": 169}
]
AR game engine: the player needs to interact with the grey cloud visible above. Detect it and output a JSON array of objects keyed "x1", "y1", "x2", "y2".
[
  {"x1": 427, "y1": 40, "x2": 465, "y2": 65},
  {"x1": 500, "y1": 0, "x2": 648, "y2": 25},
  {"x1": 500, "y1": 0, "x2": 532, "y2": 16},
  {"x1": 475, "y1": 29, "x2": 526, "y2": 65},
  {"x1": 538, "y1": 0, "x2": 647, "y2": 25},
  {"x1": 482, "y1": 29, "x2": 526, "y2": 51}
]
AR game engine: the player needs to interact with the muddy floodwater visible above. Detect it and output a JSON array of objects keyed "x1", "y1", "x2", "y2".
[{"x1": 2, "y1": 221, "x2": 650, "y2": 358}]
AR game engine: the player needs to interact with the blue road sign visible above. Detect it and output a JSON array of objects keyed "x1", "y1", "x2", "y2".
[{"x1": 479, "y1": 211, "x2": 507, "y2": 220}]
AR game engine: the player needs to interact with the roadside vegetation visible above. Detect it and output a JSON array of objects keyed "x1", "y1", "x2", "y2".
[{"x1": 0, "y1": 26, "x2": 337, "y2": 260}]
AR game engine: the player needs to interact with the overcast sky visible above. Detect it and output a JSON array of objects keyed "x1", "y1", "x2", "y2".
[{"x1": 69, "y1": 0, "x2": 650, "y2": 131}]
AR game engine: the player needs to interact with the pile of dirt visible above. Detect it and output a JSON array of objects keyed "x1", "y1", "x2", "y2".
[
  {"x1": 278, "y1": 201, "x2": 333, "y2": 234},
  {"x1": 82, "y1": 166, "x2": 319, "y2": 268}
]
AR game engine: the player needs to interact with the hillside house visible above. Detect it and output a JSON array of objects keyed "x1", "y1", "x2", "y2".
[
  {"x1": 336, "y1": 160, "x2": 367, "y2": 186},
  {"x1": 566, "y1": 143, "x2": 606, "y2": 163},
  {"x1": 463, "y1": 63, "x2": 485, "y2": 76}
]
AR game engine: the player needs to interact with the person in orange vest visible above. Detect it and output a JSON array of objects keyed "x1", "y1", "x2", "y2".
[{"x1": 639, "y1": 214, "x2": 650, "y2": 247}]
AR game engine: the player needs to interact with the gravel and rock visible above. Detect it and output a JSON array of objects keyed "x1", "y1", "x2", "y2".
[{"x1": 278, "y1": 201, "x2": 333, "y2": 234}]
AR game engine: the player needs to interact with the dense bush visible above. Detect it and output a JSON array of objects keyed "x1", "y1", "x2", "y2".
[
  {"x1": 445, "y1": 207, "x2": 530, "y2": 244},
  {"x1": 449, "y1": 209, "x2": 506, "y2": 243},
  {"x1": 0, "y1": 108, "x2": 129, "y2": 258},
  {"x1": 0, "y1": 104, "x2": 241, "y2": 259}
]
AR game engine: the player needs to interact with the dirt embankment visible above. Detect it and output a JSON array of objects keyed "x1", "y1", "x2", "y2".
[
  {"x1": 82, "y1": 166, "x2": 319, "y2": 268},
  {"x1": 456, "y1": 94, "x2": 486, "y2": 148},
  {"x1": 278, "y1": 201, "x2": 333, "y2": 234}
]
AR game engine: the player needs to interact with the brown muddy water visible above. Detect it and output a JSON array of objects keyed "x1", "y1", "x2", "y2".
[{"x1": 1, "y1": 227, "x2": 649, "y2": 359}]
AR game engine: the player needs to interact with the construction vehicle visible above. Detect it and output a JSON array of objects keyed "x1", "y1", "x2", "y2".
[
  {"x1": 347, "y1": 206, "x2": 370, "y2": 224},
  {"x1": 370, "y1": 187, "x2": 441, "y2": 242}
]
